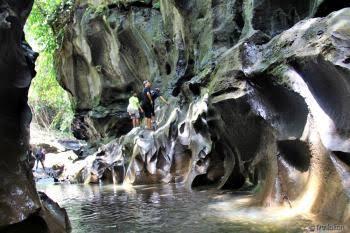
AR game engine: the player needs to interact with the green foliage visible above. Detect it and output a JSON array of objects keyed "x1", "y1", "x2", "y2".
[
  {"x1": 94, "y1": 4, "x2": 108, "y2": 15},
  {"x1": 25, "y1": 0, "x2": 74, "y2": 134},
  {"x1": 153, "y1": 0, "x2": 160, "y2": 9}
]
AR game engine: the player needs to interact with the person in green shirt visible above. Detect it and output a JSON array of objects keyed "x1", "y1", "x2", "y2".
[{"x1": 127, "y1": 92, "x2": 144, "y2": 128}]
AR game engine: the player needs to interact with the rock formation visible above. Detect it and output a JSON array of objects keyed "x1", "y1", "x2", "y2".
[
  {"x1": 3, "y1": 0, "x2": 349, "y2": 231},
  {"x1": 52, "y1": 0, "x2": 350, "y2": 226},
  {"x1": 54, "y1": 0, "x2": 350, "y2": 140},
  {"x1": 55, "y1": 0, "x2": 350, "y2": 228},
  {"x1": 0, "y1": 1, "x2": 70, "y2": 232}
]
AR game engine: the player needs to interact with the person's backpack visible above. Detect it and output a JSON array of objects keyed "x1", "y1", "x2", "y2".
[{"x1": 150, "y1": 89, "x2": 160, "y2": 101}]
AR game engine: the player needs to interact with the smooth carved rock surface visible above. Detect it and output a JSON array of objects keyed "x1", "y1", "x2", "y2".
[
  {"x1": 0, "y1": 0, "x2": 70, "y2": 232},
  {"x1": 55, "y1": 0, "x2": 350, "y2": 141},
  {"x1": 205, "y1": 9, "x2": 350, "y2": 220},
  {"x1": 55, "y1": 0, "x2": 350, "y2": 227}
]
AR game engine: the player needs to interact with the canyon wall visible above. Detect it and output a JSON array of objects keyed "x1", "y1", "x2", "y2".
[
  {"x1": 54, "y1": 0, "x2": 350, "y2": 226},
  {"x1": 55, "y1": 0, "x2": 350, "y2": 141},
  {"x1": 0, "y1": 1, "x2": 70, "y2": 232}
]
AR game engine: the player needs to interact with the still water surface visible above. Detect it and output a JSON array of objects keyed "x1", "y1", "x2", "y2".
[{"x1": 37, "y1": 183, "x2": 311, "y2": 233}]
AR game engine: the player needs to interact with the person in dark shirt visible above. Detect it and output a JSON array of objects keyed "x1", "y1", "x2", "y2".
[
  {"x1": 142, "y1": 80, "x2": 154, "y2": 129},
  {"x1": 34, "y1": 147, "x2": 46, "y2": 172}
]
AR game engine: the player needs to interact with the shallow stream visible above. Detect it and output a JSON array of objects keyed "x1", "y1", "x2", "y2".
[{"x1": 36, "y1": 183, "x2": 314, "y2": 233}]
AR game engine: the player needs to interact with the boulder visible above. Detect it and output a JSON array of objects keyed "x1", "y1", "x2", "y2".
[{"x1": 0, "y1": 1, "x2": 70, "y2": 232}]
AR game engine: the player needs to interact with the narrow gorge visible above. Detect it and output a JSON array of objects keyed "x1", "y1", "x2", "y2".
[{"x1": 1, "y1": 0, "x2": 350, "y2": 232}]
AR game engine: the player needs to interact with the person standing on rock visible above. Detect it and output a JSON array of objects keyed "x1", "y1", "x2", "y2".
[
  {"x1": 142, "y1": 80, "x2": 154, "y2": 130},
  {"x1": 34, "y1": 147, "x2": 46, "y2": 172},
  {"x1": 127, "y1": 91, "x2": 144, "y2": 128}
]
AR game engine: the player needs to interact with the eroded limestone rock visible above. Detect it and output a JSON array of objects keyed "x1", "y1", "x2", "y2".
[
  {"x1": 54, "y1": 0, "x2": 350, "y2": 227},
  {"x1": 55, "y1": 0, "x2": 350, "y2": 142},
  {"x1": 0, "y1": 1, "x2": 70, "y2": 232},
  {"x1": 206, "y1": 7, "x2": 350, "y2": 221}
]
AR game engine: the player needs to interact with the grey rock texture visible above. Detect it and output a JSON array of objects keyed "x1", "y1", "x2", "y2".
[
  {"x1": 55, "y1": 0, "x2": 350, "y2": 226},
  {"x1": 55, "y1": 0, "x2": 350, "y2": 141},
  {"x1": 205, "y1": 8, "x2": 350, "y2": 221},
  {"x1": 0, "y1": 0, "x2": 70, "y2": 232}
]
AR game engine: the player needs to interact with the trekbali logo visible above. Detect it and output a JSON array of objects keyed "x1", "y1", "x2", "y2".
[{"x1": 305, "y1": 224, "x2": 345, "y2": 232}]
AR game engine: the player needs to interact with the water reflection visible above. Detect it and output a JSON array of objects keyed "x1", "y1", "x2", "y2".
[{"x1": 37, "y1": 183, "x2": 312, "y2": 233}]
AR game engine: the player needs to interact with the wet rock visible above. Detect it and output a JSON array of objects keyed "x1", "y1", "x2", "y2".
[
  {"x1": 57, "y1": 139, "x2": 86, "y2": 151},
  {"x1": 53, "y1": 0, "x2": 350, "y2": 226},
  {"x1": 125, "y1": 106, "x2": 190, "y2": 185},
  {"x1": 37, "y1": 192, "x2": 71, "y2": 232},
  {"x1": 47, "y1": 139, "x2": 126, "y2": 184},
  {"x1": 91, "y1": 139, "x2": 126, "y2": 184},
  {"x1": 207, "y1": 7, "x2": 350, "y2": 218},
  {"x1": 54, "y1": 0, "x2": 350, "y2": 143},
  {"x1": 0, "y1": 192, "x2": 71, "y2": 233},
  {"x1": 0, "y1": 0, "x2": 69, "y2": 231}
]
